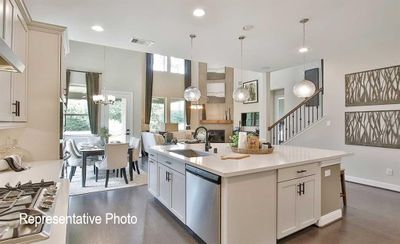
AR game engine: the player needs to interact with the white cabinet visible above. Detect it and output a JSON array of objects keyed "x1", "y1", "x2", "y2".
[
  {"x1": 3, "y1": 0, "x2": 14, "y2": 46},
  {"x1": 277, "y1": 171, "x2": 320, "y2": 239},
  {"x1": 149, "y1": 152, "x2": 186, "y2": 223},
  {"x1": 0, "y1": 72, "x2": 12, "y2": 121},
  {"x1": 158, "y1": 163, "x2": 171, "y2": 207},
  {"x1": 170, "y1": 170, "x2": 185, "y2": 222},
  {"x1": 148, "y1": 158, "x2": 159, "y2": 197},
  {"x1": 0, "y1": 0, "x2": 28, "y2": 123},
  {"x1": 11, "y1": 5, "x2": 27, "y2": 121}
]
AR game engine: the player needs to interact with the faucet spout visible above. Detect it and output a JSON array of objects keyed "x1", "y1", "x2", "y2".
[{"x1": 205, "y1": 131, "x2": 212, "y2": 152}]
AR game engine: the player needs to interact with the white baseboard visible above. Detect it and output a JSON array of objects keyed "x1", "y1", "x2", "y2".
[
  {"x1": 345, "y1": 175, "x2": 400, "y2": 192},
  {"x1": 317, "y1": 209, "x2": 342, "y2": 227}
]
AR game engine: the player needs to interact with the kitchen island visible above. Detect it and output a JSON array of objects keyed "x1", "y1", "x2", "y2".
[{"x1": 148, "y1": 143, "x2": 349, "y2": 244}]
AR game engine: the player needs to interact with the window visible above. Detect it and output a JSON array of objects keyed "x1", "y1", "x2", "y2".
[
  {"x1": 153, "y1": 54, "x2": 168, "y2": 72},
  {"x1": 170, "y1": 99, "x2": 185, "y2": 130},
  {"x1": 170, "y1": 57, "x2": 185, "y2": 74},
  {"x1": 65, "y1": 85, "x2": 90, "y2": 134},
  {"x1": 150, "y1": 97, "x2": 166, "y2": 132}
]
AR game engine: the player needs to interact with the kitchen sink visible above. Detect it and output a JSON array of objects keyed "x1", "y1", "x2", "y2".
[{"x1": 168, "y1": 149, "x2": 209, "y2": 158}]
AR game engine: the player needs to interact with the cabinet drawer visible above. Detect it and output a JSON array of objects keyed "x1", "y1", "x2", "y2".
[
  {"x1": 158, "y1": 154, "x2": 185, "y2": 174},
  {"x1": 278, "y1": 163, "x2": 319, "y2": 182},
  {"x1": 149, "y1": 151, "x2": 157, "y2": 161}
]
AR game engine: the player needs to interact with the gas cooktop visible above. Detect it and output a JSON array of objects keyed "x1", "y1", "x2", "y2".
[{"x1": 0, "y1": 180, "x2": 60, "y2": 243}]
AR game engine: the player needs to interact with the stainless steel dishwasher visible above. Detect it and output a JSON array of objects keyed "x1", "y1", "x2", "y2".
[{"x1": 186, "y1": 164, "x2": 221, "y2": 244}]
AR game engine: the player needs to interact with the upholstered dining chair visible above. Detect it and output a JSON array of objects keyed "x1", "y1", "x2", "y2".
[
  {"x1": 65, "y1": 139, "x2": 83, "y2": 181},
  {"x1": 129, "y1": 137, "x2": 142, "y2": 175},
  {"x1": 95, "y1": 143, "x2": 129, "y2": 188}
]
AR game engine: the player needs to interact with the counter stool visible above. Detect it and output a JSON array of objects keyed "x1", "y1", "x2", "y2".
[{"x1": 340, "y1": 169, "x2": 347, "y2": 206}]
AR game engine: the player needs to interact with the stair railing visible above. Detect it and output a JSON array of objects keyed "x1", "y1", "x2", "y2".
[{"x1": 268, "y1": 88, "x2": 324, "y2": 145}]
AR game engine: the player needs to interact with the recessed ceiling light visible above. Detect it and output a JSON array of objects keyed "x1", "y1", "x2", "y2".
[
  {"x1": 193, "y1": 8, "x2": 205, "y2": 17},
  {"x1": 91, "y1": 25, "x2": 104, "y2": 32},
  {"x1": 299, "y1": 47, "x2": 308, "y2": 53}
]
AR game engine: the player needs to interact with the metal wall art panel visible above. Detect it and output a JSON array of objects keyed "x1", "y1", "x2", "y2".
[
  {"x1": 345, "y1": 65, "x2": 400, "y2": 106},
  {"x1": 345, "y1": 110, "x2": 400, "y2": 149}
]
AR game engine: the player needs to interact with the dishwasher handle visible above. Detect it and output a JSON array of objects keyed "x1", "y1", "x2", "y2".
[{"x1": 186, "y1": 165, "x2": 221, "y2": 185}]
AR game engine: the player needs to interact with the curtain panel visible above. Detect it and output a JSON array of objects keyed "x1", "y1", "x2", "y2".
[
  {"x1": 184, "y1": 59, "x2": 192, "y2": 128},
  {"x1": 65, "y1": 70, "x2": 71, "y2": 106},
  {"x1": 144, "y1": 53, "x2": 154, "y2": 125},
  {"x1": 86, "y1": 72, "x2": 100, "y2": 134}
]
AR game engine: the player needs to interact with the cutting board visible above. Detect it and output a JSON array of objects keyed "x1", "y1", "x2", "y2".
[{"x1": 220, "y1": 154, "x2": 250, "y2": 160}]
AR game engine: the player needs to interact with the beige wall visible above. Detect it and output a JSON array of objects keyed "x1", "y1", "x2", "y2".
[
  {"x1": 233, "y1": 69, "x2": 268, "y2": 140},
  {"x1": 0, "y1": 27, "x2": 62, "y2": 161},
  {"x1": 66, "y1": 41, "x2": 145, "y2": 136},
  {"x1": 287, "y1": 39, "x2": 400, "y2": 189}
]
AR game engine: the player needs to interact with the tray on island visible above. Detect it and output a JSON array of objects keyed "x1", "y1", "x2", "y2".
[{"x1": 231, "y1": 146, "x2": 274, "y2": 154}]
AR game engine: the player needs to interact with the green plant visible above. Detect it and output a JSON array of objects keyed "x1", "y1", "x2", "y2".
[
  {"x1": 229, "y1": 132, "x2": 239, "y2": 148},
  {"x1": 98, "y1": 127, "x2": 110, "y2": 139}
]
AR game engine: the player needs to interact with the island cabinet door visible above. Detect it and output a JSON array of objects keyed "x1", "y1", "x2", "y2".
[
  {"x1": 158, "y1": 163, "x2": 171, "y2": 208},
  {"x1": 148, "y1": 158, "x2": 159, "y2": 197},
  {"x1": 170, "y1": 170, "x2": 186, "y2": 223},
  {"x1": 296, "y1": 175, "x2": 318, "y2": 229},
  {"x1": 277, "y1": 178, "x2": 298, "y2": 239}
]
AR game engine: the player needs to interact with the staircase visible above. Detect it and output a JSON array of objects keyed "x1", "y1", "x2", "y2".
[{"x1": 268, "y1": 88, "x2": 324, "y2": 144}]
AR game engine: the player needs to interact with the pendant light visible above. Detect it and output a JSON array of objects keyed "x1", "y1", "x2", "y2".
[
  {"x1": 293, "y1": 18, "x2": 316, "y2": 98},
  {"x1": 233, "y1": 35, "x2": 250, "y2": 102},
  {"x1": 93, "y1": 46, "x2": 115, "y2": 105},
  {"x1": 184, "y1": 34, "x2": 201, "y2": 102}
]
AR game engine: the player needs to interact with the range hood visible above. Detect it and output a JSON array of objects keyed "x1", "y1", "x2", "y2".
[{"x1": 0, "y1": 37, "x2": 25, "y2": 73}]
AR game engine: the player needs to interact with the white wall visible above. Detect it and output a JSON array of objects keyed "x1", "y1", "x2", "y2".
[
  {"x1": 287, "y1": 41, "x2": 400, "y2": 189},
  {"x1": 270, "y1": 61, "x2": 321, "y2": 114},
  {"x1": 66, "y1": 41, "x2": 145, "y2": 136},
  {"x1": 233, "y1": 70, "x2": 268, "y2": 140}
]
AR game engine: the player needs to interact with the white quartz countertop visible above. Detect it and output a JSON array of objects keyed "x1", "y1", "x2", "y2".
[
  {"x1": 150, "y1": 144, "x2": 351, "y2": 177},
  {"x1": 0, "y1": 160, "x2": 69, "y2": 244}
]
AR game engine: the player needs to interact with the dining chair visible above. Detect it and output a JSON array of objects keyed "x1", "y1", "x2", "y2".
[
  {"x1": 129, "y1": 137, "x2": 142, "y2": 175},
  {"x1": 65, "y1": 139, "x2": 83, "y2": 181},
  {"x1": 95, "y1": 143, "x2": 129, "y2": 188},
  {"x1": 142, "y1": 132, "x2": 157, "y2": 155}
]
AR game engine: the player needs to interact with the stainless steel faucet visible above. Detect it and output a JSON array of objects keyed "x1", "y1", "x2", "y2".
[{"x1": 205, "y1": 131, "x2": 212, "y2": 152}]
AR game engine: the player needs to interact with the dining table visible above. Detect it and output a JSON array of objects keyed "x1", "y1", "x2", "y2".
[{"x1": 79, "y1": 147, "x2": 140, "y2": 187}]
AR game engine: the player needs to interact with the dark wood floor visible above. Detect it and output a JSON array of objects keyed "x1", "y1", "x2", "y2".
[{"x1": 67, "y1": 160, "x2": 400, "y2": 244}]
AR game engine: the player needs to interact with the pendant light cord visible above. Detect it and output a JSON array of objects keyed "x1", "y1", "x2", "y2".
[
  {"x1": 239, "y1": 36, "x2": 245, "y2": 86},
  {"x1": 241, "y1": 37, "x2": 243, "y2": 84},
  {"x1": 303, "y1": 21, "x2": 306, "y2": 71}
]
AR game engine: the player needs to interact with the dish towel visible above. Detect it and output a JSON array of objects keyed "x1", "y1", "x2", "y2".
[{"x1": 0, "y1": 155, "x2": 26, "y2": 172}]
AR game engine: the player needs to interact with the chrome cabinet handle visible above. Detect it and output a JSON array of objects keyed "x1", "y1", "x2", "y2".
[
  {"x1": 165, "y1": 161, "x2": 172, "y2": 165},
  {"x1": 150, "y1": 153, "x2": 155, "y2": 157},
  {"x1": 301, "y1": 182, "x2": 305, "y2": 195},
  {"x1": 297, "y1": 184, "x2": 302, "y2": 196},
  {"x1": 297, "y1": 170, "x2": 307, "y2": 173}
]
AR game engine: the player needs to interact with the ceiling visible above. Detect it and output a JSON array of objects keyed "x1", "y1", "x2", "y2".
[{"x1": 25, "y1": 0, "x2": 400, "y2": 71}]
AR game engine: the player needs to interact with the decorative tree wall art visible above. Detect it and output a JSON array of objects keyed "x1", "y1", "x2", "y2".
[
  {"x1": 345, "y1": 65, "x2": 400, "y2": 106},
  {"x1": 345, "y1": 110, "x2": 400, "y2": 149}
]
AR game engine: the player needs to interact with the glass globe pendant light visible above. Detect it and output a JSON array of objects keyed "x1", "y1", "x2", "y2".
[
  {"x1": 233, "y1": 36, "x2": 250, "y2": 102},
  {"x1": 293, "y1": 18, "x2": 316, "y2": 98},
  {"x1": 184, "y1": 34, "x2": 201, "y2": 102}
]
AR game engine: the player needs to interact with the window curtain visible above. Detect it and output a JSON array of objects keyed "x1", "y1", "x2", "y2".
[
  {"x1": 65, "y1": 70, "x2": 71, "y2": 106},
  {"x1": 184, "y1": 59, "x2": 192, "y2": 128},
  {"x1": 86, "y1": 72, "x2": 100, "y2": 134},
  {"x1": 145, "y1": 53, "x2": 154, "y2": 125}
]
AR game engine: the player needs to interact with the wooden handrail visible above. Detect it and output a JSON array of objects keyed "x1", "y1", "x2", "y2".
[{"x1": 268, "y1": 88, "x2": 323, "y2": 131}]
